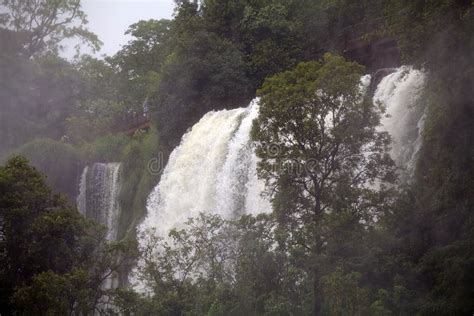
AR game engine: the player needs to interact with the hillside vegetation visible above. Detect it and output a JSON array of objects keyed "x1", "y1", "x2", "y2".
[{"x1": 0, "y1": 0, "x2": 472, "y2": 314}]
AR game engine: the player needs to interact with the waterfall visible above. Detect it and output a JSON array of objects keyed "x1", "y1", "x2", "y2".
[
  {"x1": 133, "y1": 66, "x2": 427, "y2": 291},
  {"x1": 139, "y1": 100, "x2": 270, "y2": 240},
  {"x1": 77, "y1": 162, "x2": 122, "y2": 241},
  {"x1": 77, "y1": 162, "x2": 122, "y2": 294},
  {"x1": 77, "y1": 166, "x2": 88, "y2": 217},
  {"x1": 374, "y1": 66, "x2": 426, "y2": 177},
  {"x1": 138, "y1": 65, "x2": 426, "y2": 251}
]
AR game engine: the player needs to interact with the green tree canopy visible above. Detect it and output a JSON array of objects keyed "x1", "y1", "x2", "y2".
[
  {"x1": 252, "y1": 54, "x2": 395, "y2": 314},
  {"x1": 0, "y1": 0, "x2": 100, "y2": 57},
  {"x1": 0, "y1": 156, "x2": 135, "y2": 315}
]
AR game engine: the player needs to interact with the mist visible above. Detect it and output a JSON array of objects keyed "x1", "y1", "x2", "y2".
[{"x1": 0, "y1": 0, "x2": 472, "y2": 314}]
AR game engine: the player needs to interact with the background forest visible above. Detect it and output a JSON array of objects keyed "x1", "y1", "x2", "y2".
[{"x1": 0, "y1": 0, "x2": 473, "y2": 315}]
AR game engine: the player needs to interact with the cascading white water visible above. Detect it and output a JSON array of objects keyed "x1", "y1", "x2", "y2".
[
  {"x1": 133, "y1": 66, "x2": 427, "y2": 291},
  {"x1": 138, "y1": 66, "x2": 426, "y2": 253},
  {"x1": 139, "y1": 100, "x2": 270, "y2": 241},
  {"x1": 77, "y1": 166, "x2": 88, "y2": 217},
  {"x1": 77, "y1": 162, "x2": 122, "y2": 241},
  {"x1": 77, "y1": 162, "x2": 122, "y2": 293},
  {"x1": 374, "y1": 66, "x2": 426, "y2": 176}
]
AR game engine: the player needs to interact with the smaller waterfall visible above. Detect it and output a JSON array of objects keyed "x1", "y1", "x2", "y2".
[
  {"x1": 77, "y1": 166, "x2": 88, "y2": 217},
  {"x1": 77, "y1": 162, "x2": 122, "y2": 292},
  {"x1": 374, "y1": 66, "x2": 426, "y2": 177},
  {"x1": 77, "y1": 163, "x2": 122, "y2": 241}
]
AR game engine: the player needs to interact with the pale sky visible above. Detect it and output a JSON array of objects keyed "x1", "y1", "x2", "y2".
[{"x1": 63, "y1": 0, "x2": 175, "y2": 58}]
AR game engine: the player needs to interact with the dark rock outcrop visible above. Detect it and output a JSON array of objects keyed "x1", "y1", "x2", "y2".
[{"x1": 344, "y1": 37, "x2": 401, "y2": 72}]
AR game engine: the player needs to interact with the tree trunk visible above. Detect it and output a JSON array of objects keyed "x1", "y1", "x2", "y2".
[
  {"x1": 313, "y1": 183, "x2": 323, "y2": 315},
  {"x1": 313, "y1": 267, "x2": 322, "y2": 316}
]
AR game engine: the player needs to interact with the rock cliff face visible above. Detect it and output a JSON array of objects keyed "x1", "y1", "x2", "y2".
[{"x1": 344, "y1": 37, "x2": 400, "y2": 72}]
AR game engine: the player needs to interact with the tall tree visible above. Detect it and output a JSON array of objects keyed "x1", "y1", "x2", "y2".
[
  {"x1": 251, "y1": 54, "x2": 395, "y2": 314},
  {"x1": 111, "y1": 19, "x2": 172, "y2": 79},
  {"x1": 0, "y1": 0, "x2": 100, "y2": 57},
  {"x1": 107, "y1": 19, "x2": 172, "y2": 122}
]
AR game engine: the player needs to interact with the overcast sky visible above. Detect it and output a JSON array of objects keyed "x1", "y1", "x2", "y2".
[{"x1": 63, "y1": 0, "x2": 175, "y2": 58}]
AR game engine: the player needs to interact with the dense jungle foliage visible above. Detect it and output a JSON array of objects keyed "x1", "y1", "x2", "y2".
[{"x1": 0, "y1": 0, "x2": 473, "y2": 315}]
